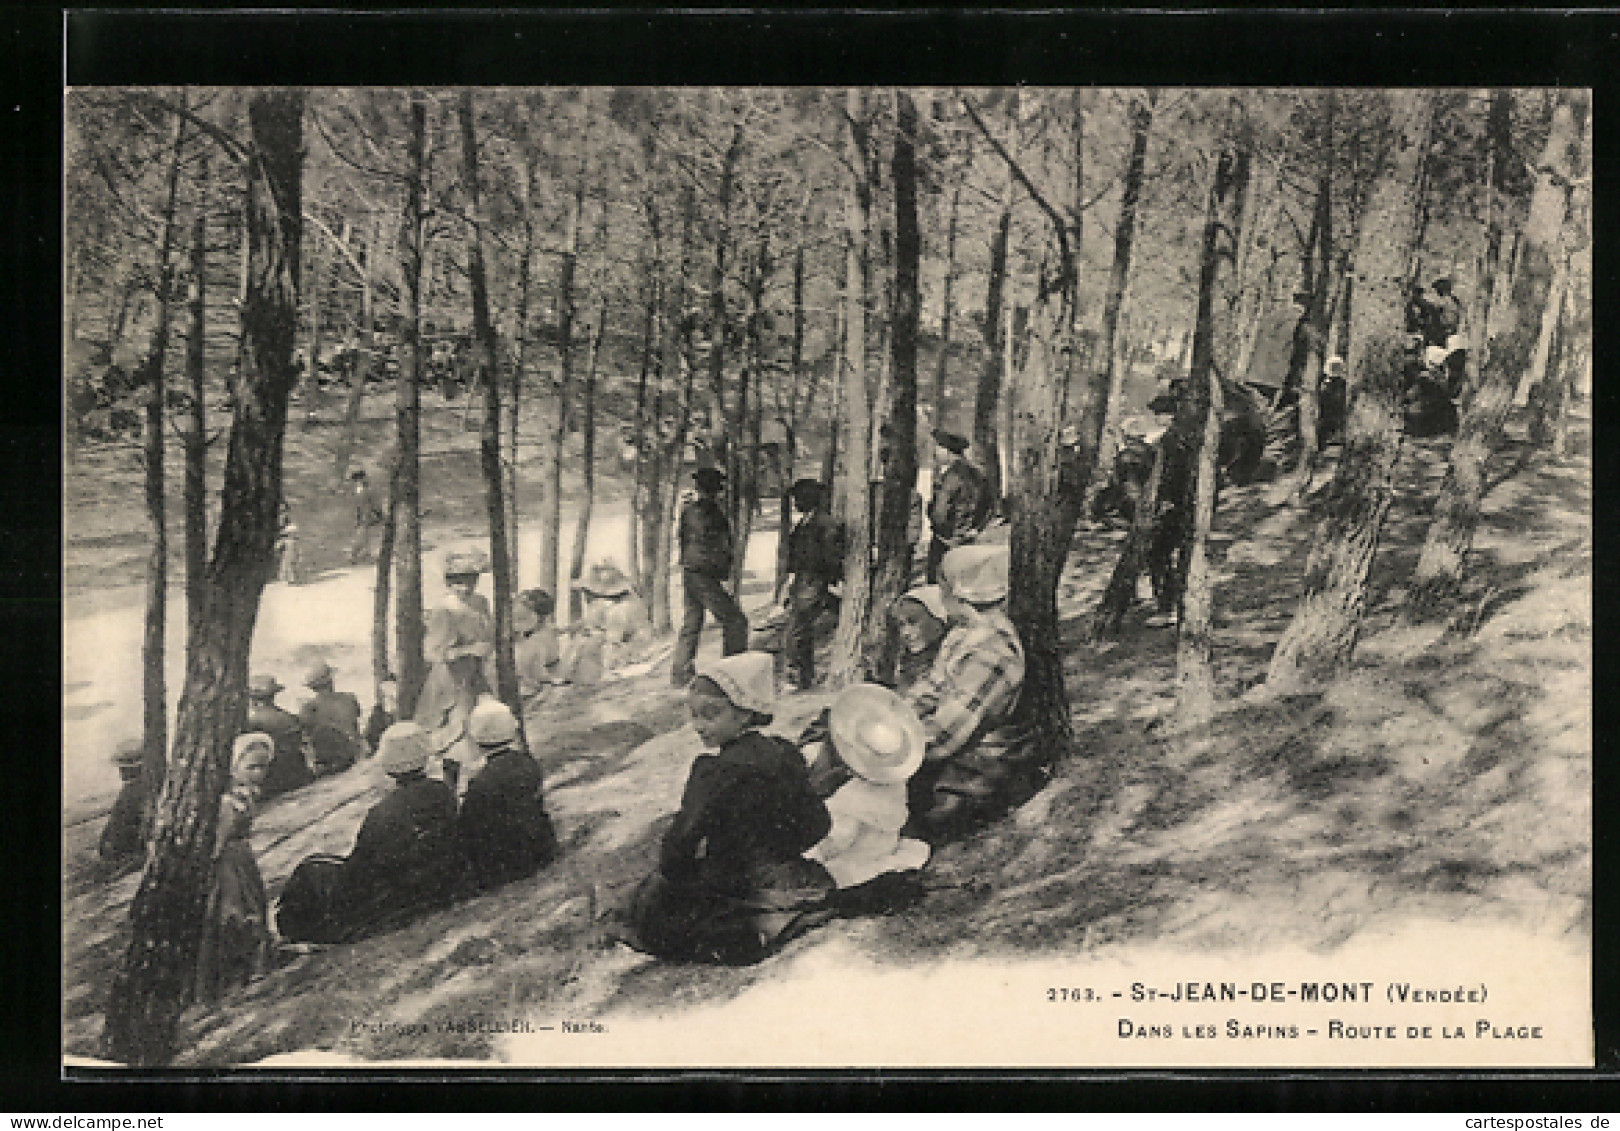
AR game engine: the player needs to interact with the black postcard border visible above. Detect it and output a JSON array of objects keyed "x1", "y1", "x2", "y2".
[{"x1": 20, "y1": 3, "x2": 1618, "y2": 1110}]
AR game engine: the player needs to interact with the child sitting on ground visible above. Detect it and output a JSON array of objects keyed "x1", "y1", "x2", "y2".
[{"x1": 804, "y1": 683, "x2": 931, "y2": 892}]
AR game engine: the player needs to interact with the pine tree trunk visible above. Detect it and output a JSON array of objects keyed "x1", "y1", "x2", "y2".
[
  {"x1": 102, "y1": 90, "x2": 304, "y2": 1067},
  {"x1": 934, "y1": 178, "x2": 962, "y2": 435},
  {"x1": 334, "y1": 213, "x2": 380, "y2": 483},
  {"x1": 1265, "y1": 91, "x2": 1434, "y2": 694},
  {"x1": 1293, "y1": 91, "x2": 1335, "y2": 497},
  {"x1": 1408, "y1": 92, "x2": 1575, "y2": 615},
  {"x1": 1088, "y1": 91, "x2": 1154, "y2": 513},
  {"x1": 459, "y1": 90, "x2": 520, "y2": 712},
  {"x1": 373, "y1": 456, "x2": 401, "y2": 695},
  {"x1": 393, "y1": 96, "x2": 429, "y2": 717},
  {"x1": 1174, "y1": 121, "x2": 1252, "y2": 730},
  {"x1": 865, "y1": 89, "x2": 923, "y2": 681},
  {"x1": 975, "y1": 206, "x2": 1011, "y2": 500},
  {"x1": 183, "y1": 150, "x2": 210, "y2": 658},
  {"x1": 827, "y1": 90, "x2": 874, "y2": 688},
  {"x1": 539, "y1": 185, "x2": 582, "y2": 603},
  {"x1": 567, "y1": 302, "x2": 606, "y2": 622},
  {"x1": 139, "y1": 107, "x2": 187, "y2": 828}
]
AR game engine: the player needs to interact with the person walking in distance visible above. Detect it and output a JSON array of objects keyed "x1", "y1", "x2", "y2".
[
  {"x1": 671, "y1": 466, "x2": 750, "y2": 689},
  {"x1": 348, "y1": 469, "x2": 384, "y2": 565}
]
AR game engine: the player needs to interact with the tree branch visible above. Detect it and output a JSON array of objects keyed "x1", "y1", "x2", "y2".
[
  {"x1": 961, "y1": 94, "x2": 1070, "y2": 256},
  {"x1": 110, "y1": 91, "x2": 248, "y2": 165}
]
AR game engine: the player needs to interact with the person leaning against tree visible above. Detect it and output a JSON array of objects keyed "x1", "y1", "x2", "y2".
[
  {"x1": 671, "y1": 466, "x2": 750, "y2": 689},
  {"x1": 904, "y1": 544, "x2": 1030, "y2": 844}
]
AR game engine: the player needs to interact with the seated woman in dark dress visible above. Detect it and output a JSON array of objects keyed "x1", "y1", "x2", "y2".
[
  {"x1": 276, "y1": 721, "x2": 473, "y2": 944},
  {"x1": 626, "y1": 652, "x2": 834, "y2": 965}
]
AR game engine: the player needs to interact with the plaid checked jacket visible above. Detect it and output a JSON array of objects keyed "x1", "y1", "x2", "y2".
[{"x1": 905, "y1": 607, "x2": 1025, "y2": 763}]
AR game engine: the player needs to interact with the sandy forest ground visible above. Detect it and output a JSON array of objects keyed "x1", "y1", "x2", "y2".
[{"x1": 61, "y1": 393, "x2": 1590, "y2": 1067}]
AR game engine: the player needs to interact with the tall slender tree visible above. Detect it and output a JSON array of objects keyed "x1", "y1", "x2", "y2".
[
  {"x1": 1265, "y1": 90, "x2": 1434, "y2": 694},
  {"x1": 103, "y1": 89, "x2": 305, "y2": 1067},
  {"x1": 1174, "y1": 108, "x2": 1252, "y2": 730},
  {"x1": 458, "y1": 89, "x2": 520, "y2": 712},
  {"x1": 393, "y1": 93, "x2": 429, "y2": 716},
  {"x1": 1407, "y1": 92, "x2": 1578, "y2": 613}
]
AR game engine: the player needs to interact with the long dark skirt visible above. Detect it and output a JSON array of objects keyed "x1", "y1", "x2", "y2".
[
  {"x1": 194, "y1": 843, "x2": 272, "y2": 1003},
  {"x1": 626, "y1": 858, "x2": 835, "y2": 966},
  {"x1": 274, "y1": 854, "x2": 347, "y2": 944}
]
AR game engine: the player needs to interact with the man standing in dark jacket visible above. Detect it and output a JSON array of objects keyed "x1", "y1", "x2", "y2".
[
  {"x1": 778, "y1": 478, "x2": 845, "y2": 691},
  {"x1": 925, "y1": 432, "x2": 992, "y2": 584},
  {"x1": 671, "y1": 466, "x2": 750, "y2": 688},
  {"x1": 457, "y1": 699, "x2": 556, "y2": 891},
  {"x1": 248, "y1": 673, "x2": 312, "y2": 800}
]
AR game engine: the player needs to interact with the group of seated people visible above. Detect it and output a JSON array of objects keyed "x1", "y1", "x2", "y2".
[
  {"x1": 97, "y1": 660, "x2": 376, "y2": 872},
  {"x1": 100, "y1": 539, "x2": 1033, "y2": 1006},
  {"x1": 624, "y1": 542, "x2": 1034, "y2": 966},
  {"x1": 274, "y1": 697, "x2": 557, "y2": 946}
]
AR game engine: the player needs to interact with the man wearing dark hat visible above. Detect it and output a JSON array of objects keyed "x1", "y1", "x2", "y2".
[
  {"x1": 925, "y1": 432, "x2": 992, "y2": 585},
  {"x1": 249, "y1": 673, "x2": 313, "y2": 800},
  {"x1": 778, "y1": 478, "x2": 846, "y2": 691},
  {"x1": 98, "y1": 738, "x2": 150, "y2": 870},
  {"x1": 672, "y1": 466, "x2": 750, "y2": 688},
  {"x1": 298, "y1": 659, "x2": 365, "y2": 777}
]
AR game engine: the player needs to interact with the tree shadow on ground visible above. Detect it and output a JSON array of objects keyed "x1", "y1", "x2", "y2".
[{"x1": 67, "y1": 424, "x2": 1590, "y2": 1065}]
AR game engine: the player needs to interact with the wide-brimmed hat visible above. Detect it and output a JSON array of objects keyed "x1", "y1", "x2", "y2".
[
  {"x1": 935, "y1": 430, "x2": 969, "y2": 456},
  {"x1": 111, "y1": 738, "x2": 145, "y2": 767},
  {"x1": 893, "y1": 584, "x2": 948, "y2": 626},
  {"x1": 468, "y1": 696, "x2": 520, "y2": 748},
  {"x1": 942, "y1": 544, "x2": 1010, "y2": 605},
  {"x1": 829, "y1": 683, "x2": 926, "y2": 786},
  {"x1": 694, "y1": 651, "x2": 776, "y2": 717},
  {"x1": 443, "y1": 548, "x2": 490, "y2": 578},
  {"x1": 580, "y1": 561, "x2": 632, "y2": 598},
  {"x1": 248, "y1": 673, "x2": 284, "y2": 698},
  {"x1": 303, "y1": 659, "x2": 335, "y2": 689},
  {"x1": 375, "y1": 721, "x2": 431, "y2": 776}
]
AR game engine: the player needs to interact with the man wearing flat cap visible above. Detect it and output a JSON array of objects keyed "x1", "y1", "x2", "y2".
[
  {"x1": 903, "y1": 544, "x2": 1029, "y2": 842},
  {"x1": 925, "y1": 431, "x2": 993, "y2": 585}
]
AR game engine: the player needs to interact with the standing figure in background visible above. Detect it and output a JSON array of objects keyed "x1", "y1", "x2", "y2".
[
  {"x1": 671, "y1": 466, "x2": 750, "y2": 688},
  {"x1": 276, "y1": 500, "x2": 303, "y2": 586},
  {"x1": 348, "y1": 468, "x2": 385, "y2": 565},
  {"x1": 778, "y1": 478, "x2": 845, "y2": 692},
  {"x1": 925, "y1": 432, "x2": 992, "y2": 585},
  {"x1": 98, "y1": 738, "x2": 150, "y2": 872},
  {"x1": 298, "y1": 659, "x2": 366, "y2": 777},
  {"x1": 364, "y1": 676, "x2": 399, "y2": 755},
  {"x1": 194, "y1": 733, "x2": 275, "y2": 1004},
  {"x1": 249, "y1": 673, "x2": 312, "y2": 801},
  {"x1": 415, "y1": 549, "x2": 494, "y2": 794}
]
